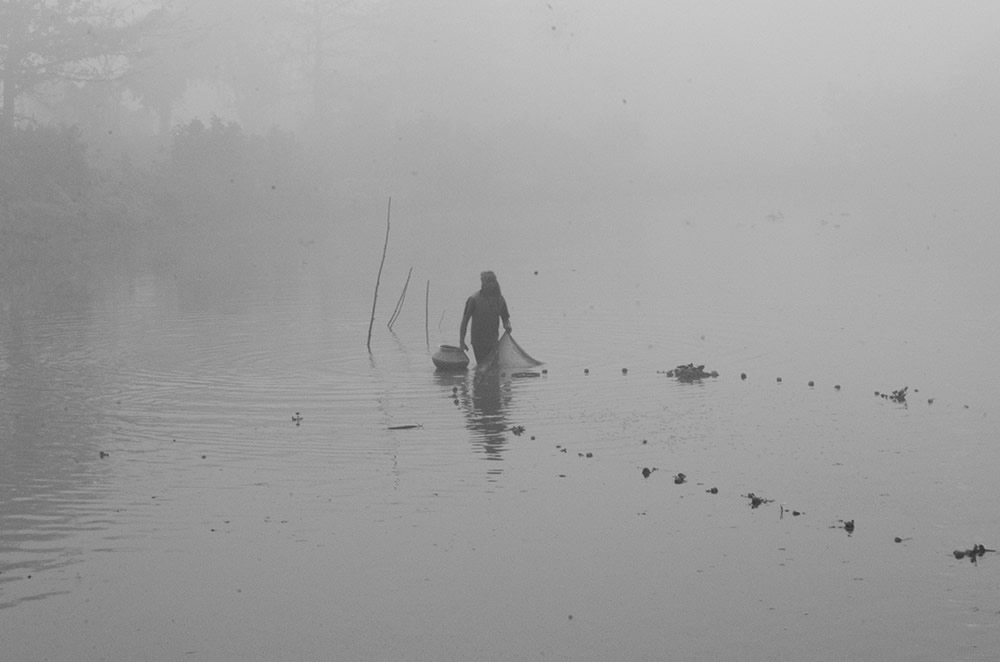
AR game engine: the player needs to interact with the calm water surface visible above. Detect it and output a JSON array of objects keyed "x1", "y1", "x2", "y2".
[{"x1": 2, "y1": 200, "x2": 999, "y2": 661}]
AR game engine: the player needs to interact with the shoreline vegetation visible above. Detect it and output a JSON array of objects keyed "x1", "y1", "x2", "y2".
[{"x1": 0, "y1": 119, "x2": 328, "y2": 312}]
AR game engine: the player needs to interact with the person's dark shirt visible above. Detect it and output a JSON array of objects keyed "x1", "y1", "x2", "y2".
[{"x1": 463, "y1": 291, "x2": 510, "y2": 348}]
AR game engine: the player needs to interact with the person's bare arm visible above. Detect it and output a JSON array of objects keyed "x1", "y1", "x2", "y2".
[{"x1": 459, "y1": 298, "x2": 472, "y2": 350}]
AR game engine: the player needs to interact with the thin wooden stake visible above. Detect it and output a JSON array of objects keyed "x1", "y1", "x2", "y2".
[
  {"x1": 425, "y1": 280, "x2": 430, "y2": 346},
  {"x1": 367, "y1": 197, "x2": 391, "y2": 352}
]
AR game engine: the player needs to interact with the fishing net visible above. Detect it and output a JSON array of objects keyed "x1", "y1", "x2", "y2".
[{"x1": 478, "y1": 331, "x2": 543, "y2": 371}]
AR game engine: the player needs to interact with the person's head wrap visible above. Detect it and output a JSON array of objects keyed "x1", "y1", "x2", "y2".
[{"x1": 480, "y1": 270, "x2": 501, "y2": 296}]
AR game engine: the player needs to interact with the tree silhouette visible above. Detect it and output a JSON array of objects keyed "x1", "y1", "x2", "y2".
[{"x1": 0, "y1": 1, "x2": 163, "y2": 135}]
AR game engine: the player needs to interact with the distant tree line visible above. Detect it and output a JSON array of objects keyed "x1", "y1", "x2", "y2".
[
  {"x1": 0, "y1": 115, "x2": 327, "y2": 308},
  {"x1": 1, "y1": 0, "x2": 380, "y2": 149}
]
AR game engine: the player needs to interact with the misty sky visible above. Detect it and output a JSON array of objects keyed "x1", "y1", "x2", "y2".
[
  {"x1": 160, "y1": 0, "x2": 1000, "y2": 210},
  {"x1": 368, "y1": 1, "x2": 1000, "y2": 169}
]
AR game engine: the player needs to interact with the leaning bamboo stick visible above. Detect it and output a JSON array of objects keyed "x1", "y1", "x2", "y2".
[
  {"x1": 366, "y1": 198, "x2": 391, "y2": 352},
  {"x1": 387, "y1": 266, "x2": 413, "y2": 330}
]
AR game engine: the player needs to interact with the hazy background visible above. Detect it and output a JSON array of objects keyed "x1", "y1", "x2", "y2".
[
  {"x1": 5, "y1": 3, "x2": 1000, "y2": 660},
  {"x1": 6, "y1": 0, "x2": 1000, "y2": 236}
]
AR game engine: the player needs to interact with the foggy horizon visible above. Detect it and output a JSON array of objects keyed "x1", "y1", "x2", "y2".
[{"x1": 153, "y1": 1, "x2": 1000, "y2": 205}]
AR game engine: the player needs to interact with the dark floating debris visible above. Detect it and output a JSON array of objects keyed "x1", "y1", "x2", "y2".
[
  {"x1": 292, "y1": 412, "x2": 303, "y2": 426},
  {"x1": 641, "y1": 467, "x2": 657, "y2": 478},
  {"x1": 877, "y1": 386, "x2": 908, "y2": 404},
  {"x1": 776, "y1": 377, "x2": 782, "y2": 383},
  {"x1": 673, "y1": 473, "x2": 687, "y2": 484},
  {"x1": 511, "y1": 371, "x2": 541, "y2": 378},
  {"x1": 621, "y1": 367, "x2": 628, "y2": 375},
  {"x1": 894, "y1": 537, "x2": 912, "y2": 543},
  {"x1": 741, "y1": 372, "x2": 747, "y2": 380},
  {"x1": 808, "y1": 380, "x2": 815, "y2": 387},
  {"x1": 660, "y1": 363, "x2": 719, "y2": 383},
  {"x1": 952, "y1": 544, "x2": 996, "y2": 564},
  {"x1": 388, "y1": 424, "x2": 422, "y2": 430},
  {"x1": 707, "y1": 487, "x2": 718, "y2": 494},
  {"x1": 834, "y1": 384, "x2": 841, "y2": 390},
  {"x1": 779, "y1": 504, "x2": 803, "y2": 518},
  {"x1": 744, "y1": 493, "x2": 774, "y2": 509},
  {"x1": 510, "y1": 425, "x2": 526, "y2": 436},
  {"x1": 830, "y1": 519, "x2": 855, "y2": 534},
  {"x1": 99, "y1": 451, "x2": 110, "y2": 459}
]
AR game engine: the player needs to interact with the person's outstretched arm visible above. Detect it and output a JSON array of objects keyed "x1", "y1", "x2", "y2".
[{"x1": 459, "y1": 297, "x2": 473, "y2": 350}]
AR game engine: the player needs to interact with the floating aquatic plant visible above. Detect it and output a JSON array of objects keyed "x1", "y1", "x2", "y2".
[
  {"x1": 744, "y1": 492, "x2": 773, "y2": 509},
  {"x1": 660, "y1": 363, "x2": 719, "y2": 383}
]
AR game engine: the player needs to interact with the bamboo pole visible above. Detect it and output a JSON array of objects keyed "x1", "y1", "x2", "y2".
[{"x1": 366, "y1": 198, "x2": 391, "y2": 352}]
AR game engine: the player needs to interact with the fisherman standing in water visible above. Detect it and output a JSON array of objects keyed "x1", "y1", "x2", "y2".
[{"x1": 460, "y1": 270, "x2": 512, "y2": 363}]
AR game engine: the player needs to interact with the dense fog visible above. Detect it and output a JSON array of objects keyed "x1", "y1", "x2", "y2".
[
  {"x1": 3, "y1": 0, "x2": 1000, "y2": 301},
  {"x1": 179, "y1": 2, "x2": 999, "y2": 206},
  {"x1": 5, "y1": 6, "x2": 1000, "y2": 658}
]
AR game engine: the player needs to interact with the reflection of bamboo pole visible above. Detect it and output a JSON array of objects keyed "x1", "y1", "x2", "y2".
[
  {"x1": 366, "y1": 198, "x2": 391, "y2": 352},
  {"x1": 425, "y1": 280, "x2": 430, "y2": 346},
  {"x1": 387, "y1": 266, "x2": 412, "y2": 330}
]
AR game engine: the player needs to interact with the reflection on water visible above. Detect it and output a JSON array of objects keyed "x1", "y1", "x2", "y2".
[
  {"x1": 2, "y1": 203, "x2": 1000, "y2": 661},
  {"x1": 434, "y1": 367, "x2": 512, "y2": 472},
  {"x1": 463, "y1": 370, "x2": 509, "y2": 458},
  {"x1": 467, "y1": 370, "x2": 511, "y2": 462},
  {"x1": 0, "y1": 304, "x2": 119, "y2": 609}
]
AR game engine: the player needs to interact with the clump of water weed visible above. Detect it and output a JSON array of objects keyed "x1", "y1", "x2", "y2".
[
  {"x1": 953, "y1": 544, "x2": 996, "y2": 564},
  {"x1": 743, "y1": 493, "x2": 773, "y2": 509},
  {"x1": 830, "y1": 519, "x2": 855, "y2": 535},
  {"x1": 660, "y1": 363, "x2": 719, "y2": 383},
  {"x1": 875, "y1": 386, "x2": 908, "y2": 404}
]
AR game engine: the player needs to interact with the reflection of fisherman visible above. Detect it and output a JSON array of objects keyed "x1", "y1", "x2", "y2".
[
  {"x1": 459, "y1": 270, "x2": 512, "y2": 363},
  {"x1": 466, "y1": 369, "x2": 508, "y2": 458}
]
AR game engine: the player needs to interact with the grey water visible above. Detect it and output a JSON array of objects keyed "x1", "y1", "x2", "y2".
[{"x1": 2, "y1": 194, "x2": 1000, "y2": 661}]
